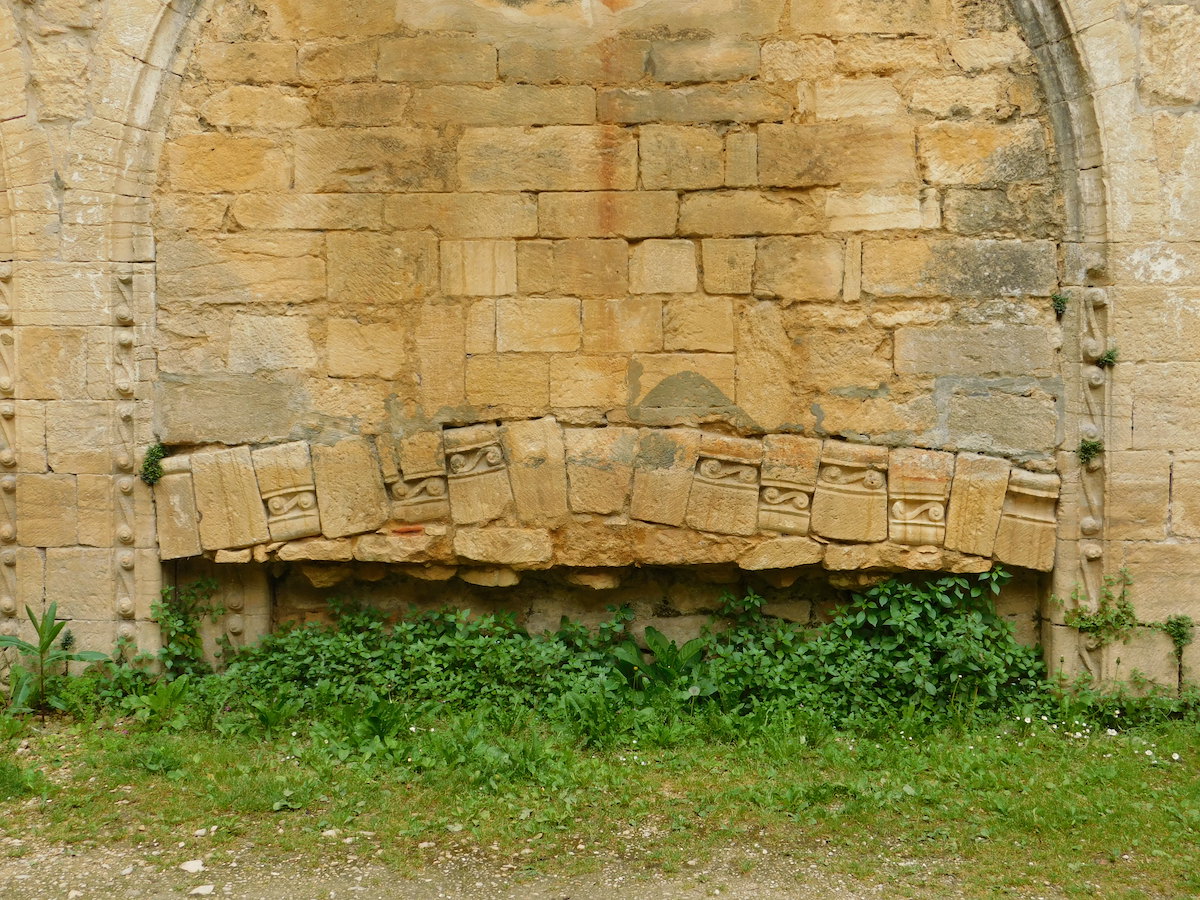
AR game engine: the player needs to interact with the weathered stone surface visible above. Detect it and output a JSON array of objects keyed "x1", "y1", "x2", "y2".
[
  {"x1": 353, "y1": 533, "x2": 438, "y2": 564},
  {"x1": 444, "y1": 425, "x2": 514, "y2": 525},
  {"x1": 887, "y1": 448, "x2": 954, "y2": 546},
  {"x1": 409, "y1": 85, "x2": 595, "y2": 126},
  {"x1": 755, "y1": 236, "x2": 843, "y2": 300},
  {"x1": 454, "y1": 528, "x2": 553, "y2": 568},
  {"x1": 685, "y1": 435, "x2": 762, "y2": 536},
  {"x1": 16, "y1": 475, "x2": 76, "y2": 548},
  {"x1": 630, "y1": 523, "x2": 748, "y2": 566},
  {"x1": 759, "y1": 435, "x2": 821, "y2": 535},
  {"x1": 1103, "y1": 627, "x2": 1179, "y2": 690},
  {"x1": 630, "y1": 240, "x2": 698, "y2": 294},
  {"x1": 630, "y1": 429, "x2": 702, "y2": 526},
  {"x1": 252, "y1": 442, "x2": 320, "y2": 542},
  {"x1": 497, "y1": 298, "x2": 580, "y2": 352},
  {"x1": 664, "y1": 297, "x2": 735, "y2": 353},
  {"x1": 550, "y1": 356, "x2": 628, "y2": 408},
  {"x1": 943, "y1": 453, "x2": 1010, "y2": 558},
  {"x1": 501, "y1": 418, "x2": 570, "y2": 524},
  {"x1": 155, "y1": 458, "x2": 201, "y2": 561},
  {"x1": 441, "y1": 240, "x2": 518, "y2": 296},
  {"x1": 862, "y1": 238, "x2": 1058, "y2": 298},
  {"x1": 459, "y1": 567, "x2": 521, "y2": 587},
  {"x1": 650, "y1": 39, "x2": 759, "y2": 83},
  {"x1": 1140, "y1": 5, "x2": 1200, "y2": 107},
  {"x1": 166, "y1": 136, "x2": 288, "y2": 193},
  {"x1": 582, "y1": 297, "x2": 663, "y2": 353},
  {"x1": 759, "y1": 122, "x2": 916, "y2": 187},
  {"x1": 311, "y1": 438, "x2": 388, "y2": 539},
  {"x1": 793, "y1": 0, "x2": 942, "y2": 35},
  {"x1": 810, "y1": 442, "x2": 889, "y2": 543},
  {"x1": 518, "y1": 239, "x2": 629, "y2": 296},
  {"x1": 276, "y1": 538, "x2": 353, "y2": 562},
  {"x1": 538, "y1": 192, "x2": 677, "y2": 239},
  {"x1": 294, "y1": 128, "x2": 451, "y2": 192},
  {"x1": 600, "y1": 86, "x2": 789, "y2": 124},
  {"x1": 680, "y1": 190, "x2": 821, "y2": 236},
  {"x1": 554, "y1": 522, "x2": 638, "y2": 568},
  {"x1": 639, "y1": 125, "x2": 724, "y2": 190},
  {"x1": 993, "y1": 470, "x2": 1059, "y2": 572},
  {"x1": 919, "y1": 121, "x2": 1050, "y2": 186},
  {"x1": 328, "y1": 231, "x2": 438, "y2": 304},
  {"x1": 895, "y1": 325, "x2": 1058, "y2": 376},
  {"x1": 385, "y1": 193, "x2": 537, "y2": 239},
  {"x1": 702, "y1": 239, "x2": 755, "y2": 294},
  {"x1": 823, "y1": 543, "x2": 992, "y2": 574},
  {"x1": 192, "y1": 448, "x2": 270, "y2": 551},
  {"x1": 458, "y1": 126, "x2": 637, "y2": 191},
  {"x1": 564, "y1": 427, "x2": 638, "y2": 515},
  {"x1": 739, "y1": 537, "x2": 824, "y2": 570}
]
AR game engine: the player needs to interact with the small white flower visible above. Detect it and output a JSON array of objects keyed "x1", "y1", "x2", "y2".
[
  {"x1": 1173, "y1": 753, "x2": 1181, "y2": 761},
  {"x1": 1106, "y1": 728, "x2": 1118, "y2": 736},
  {"x1": 1023, "y1": 717, "x2": 1032, "y2": 724}
]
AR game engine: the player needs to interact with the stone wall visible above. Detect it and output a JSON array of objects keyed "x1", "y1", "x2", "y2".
[{"x1": 0, "y1": 0, "x2": 1197, "y2": 687}]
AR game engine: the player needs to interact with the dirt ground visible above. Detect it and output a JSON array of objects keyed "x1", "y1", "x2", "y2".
[{"x1": 0, "y1": 839, "x2": 900, "y2": 900}]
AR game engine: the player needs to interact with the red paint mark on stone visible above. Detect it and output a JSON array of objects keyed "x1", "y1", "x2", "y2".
[{"x1": 390, "y1": 525, "x2": 425, "y2": 535}]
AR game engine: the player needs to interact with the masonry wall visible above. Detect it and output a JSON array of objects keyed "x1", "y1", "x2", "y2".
[{"x1": 0, "y1": 0, "x2": 1195, "y2": 687}]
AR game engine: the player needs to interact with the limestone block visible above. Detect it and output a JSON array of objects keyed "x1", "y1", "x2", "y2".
[
  {"x1": 311, "y1": 439, "x2": 388, "y2": 540},
  {"x1": 825, "y1": 189, "x2": 922, "y2": 231},
  {"x1": 639, "y1": 125, "x2": 724, "y2": 190},
  {"x1": 60, "y1": 477, "x2": 103, "y2": 550},
  {"x1": 564, "y1": 570, "x2": 625, "y2": 591},
  {"x1": 518, "y1": 239, "x2": 629, "y2": 297},
  {"x1": 887, "y1": 448, "x2": 954, "y2": 547},
  {"x1": 810, "y1": 442, "x2": 889, "y2": 543},
  {"x1": 202, "y1": 85, "x2": 310, "y2": 129},
  {"x1": 943, "y1": 453, "x2": 1010, "y2": 558},
  {"x1": 192, "y1": 448, "x2": 270, "y2": 551},
  {"x1": 459, "y1": 567, "x2": 520, "y2": 587},
  {"x1": 630, "y1": 523, "x2": 746, "y2": 566},
  {"x1": 549, "y1": 356, "x2": 628, "y2": 408},
  {"x1": 44, "y1": 549, "x2": 113, "y2": 619},
  {"x1": 454, "y1": 528, "x2": 553, "y2": 568},
  {"x1": 1172, "y1": 457, "x2": 1200, "y2": 538},
  {"x1": 166, "y1": 136, "x2": 288, "y2": 193},
  {"x1": 582, "y1": 297, "x2": 663, "y2": 352},
  {"x1": 228, "y1": 315, "x2": 316, "y2": 374},
  {"x1": 837, "y1": 36, "x2": 941, "y2": 73},
  {"x1": 664, "y1": 297, "x2": 735, "y2": 353},
  {"x1": 631, "y1": 353, "x2": 737, "y2": 408},
  {"x1": 758, "y1": 122, "x2": 916, "y2": 187},
  {"x1": 276, "y1": 538, "x2": 353, "y2": 562},
  {"x1": 630, "y1": 428, "x2": 702, "y2": 526},
  {"x1": 409, "y1": 85, "x2": 596, "y2": 126},
  {"x1": 725, "y1": 133, "x2": 758, "y2": 187},
  {"x1": 755, "y1": 236, "x2": 844, "y2": 300},
  {"x1": 702, "y1": 239, "x2": 755, "y2": 294},
  {"x1": 15, "y1": 402, "x2": 46, "y2": 474},
  {"x1": 686, "y1": 435, "x2": 762, "y2": 536},
  {"x1": 294, "y1": 128, "x2": 451, "y2": 192},
  {"x1": 465, "y1": 356, "x2": 549, "y2": 410},
  {"x1": 1103, "y1": 628, "x2": 1179, "y2": 690},
  {"x1": 630, "y1": 240, "x2": 698, "y2": 294},
  {"x1": 680, "y1": 190, "x2": 820, "y2": 236},
  {"x1": 1106, "y1": 451, "x2": 1169, "y2": 541},
  {"x1": 214, "y1": 550, "x2": 252, "y2": 564},
  {"x1": 815, "y1": 78, "x2": 902, "y2": 120},
  {"x1": 385, "y1": 194, "x2": 537, "y2": 239},
  {"x1": 497, "y1": 298, "x2": 581, "y2": 352},
  {"x1": 760, "y1": 39, "x2": 835, "y2": 80},
  {"x1": 298, "y1": 40, "x2": 378, "y2": 83},
  {"x1": 353, "y1": 533, "x2": 438, "y2": 564},
  {"x1": 379, "y1": 36, "x2": 497, "y2": 83},
  {"x1": 154, "y1": 458, "x2": 201, "y2": 561},
  {"x1": 599, "y1": 86, "x2": 790, "y2": 124},
  {"x1": 862, "y1": 238, "x2": 1057, "y2": 298},
  {"x1": 441, "y1": 240, "x2": 518, "y2": 297},
  {"x1": 15, "y1": 327, "x2": 86, "y2": 399},
  {"x1": 919, "y1": 121, "x2": 1049, "y2": 187},
  {"x1": 564, "y1": 427, "x2": 638, "y2": 515},
  {"x1": 948, "y1": 32, "x2": 1032, "y2": 71},
  {"x1": 538, "y1": 192, "x2": 677, "y2": 239},
  {"x1": 739, "y1": 537, "x2": 824, "y2": 570},
  {"x1": 328, "y1": 232, "x2": 437, "y2": 305},
  {"x1": 649, "y1": 39, "x2": 759, "y2": 83},
  {"x1": 759, "y1": 435, "x2": 821, "y2": 535},
  {"x1": 993, "y1": 470, "x2": 1059, "y2": 572},
  {"x1": 458, "y1": 126, "x2": 637, "y2": 192},
  {"x1": 233, "y1": 194, "x2": 383, "y2": 232},
  {"x1": 795, "y1": 0, "x2": 940, "y2": 33},
  {"x1": 1140, "y1": 5, "x2": 1200, "y2": 106},
  {"x1": 908, "y1": 74, "x2": 1009, "y2": 118},
  {"x1": 394, "y1": 431, "x2": 449, "y2": 524},
  {"x1": 45, "y1": 401, "x2": 111, "y2": 475},
  {"x1": 326, "y1": 320, "x2": 407, "y2": 379},
  {"x1": 155, "y1": 374, "x2": 306, "y2": 447},
  {"x1": 263, "y1": 0, "x2": 394, "y2": 37},
  {"x1": 445, "y1": 425, "x2": 514, "y2": 525},
  {"x1": 823, "y1": 543, "x2": 991, "y2": 574},
  {"x1": 252, "y1": 442, "x2": 320, "y2": 543},
  {"x1": 156, "y1": 234, "x2": 325, "y2": 308},
  {"x1": 467, "y1": 299, "x2": 496, "y2": 354},
  {"x1": 501, "y1": 418, "x2": 570, "y2": 524},
  {"x1": 15, "y1": 475, "x2": 74, "y2": 548},
  {"x1": 499, "y1": 39, "x2": 649, "y2": 83},
  {"x1": 415, "y1": 303, "x2": 467, "y2": 411}
]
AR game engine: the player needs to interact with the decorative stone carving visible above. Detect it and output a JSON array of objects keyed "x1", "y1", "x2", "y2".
[
  {"x1": 444, "y1": 424, "x2": 514, "y2": 525},
  {"x1": 252, "y1": 441, "x2": 321, "y2": 542},
  {"x1": 630, "y1": 428, "x2": 702, "y2": 526},
  {"x1": 888, "y1": 448, "x2": 954, "y2": 546},
  {"x1": 758, "y1": 434, "x2": 821, "y2": 535},
  {"x1": 943, "y1": 453, "x2": 1010, "y2": 557},
  {"x1": 394, "y1": 431, "x2": 450, "y2": 523},
  {"x1": 994, "y1": 469, "x2": 1060, "y2": 572},
  {"x1": 810, "y1": 442, "x2": 889, "y2": 543},
  {"x1": 685, "y1": 435, "x2": 761, "y2": 536},
  {"x1": 191, "y1": 447, "x2": 270, "y2": 551},
  {"x1": 501, "y1": 417, "x2": 570, "y2": 523}
]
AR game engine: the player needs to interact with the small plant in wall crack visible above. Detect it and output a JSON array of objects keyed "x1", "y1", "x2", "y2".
[
  {"x1": 1095, "y1": 347, "x2": 1119, "y2": 369},
  {"x1": 1077, "y1": 438, "x2": 1104, "y2": 466},
  {"x1": 1051, "y1": 291, "x2": 1070, "y2": 319},
  {"x1": 1158, "y1": 615, "x2": 1195, "y2": 664},
  {"x1": 139, "y1": 442, "x2": 168, "y2": 486},
  {"x1": 1062, "y1": 569, "x2": 1137, "y2": 648}
]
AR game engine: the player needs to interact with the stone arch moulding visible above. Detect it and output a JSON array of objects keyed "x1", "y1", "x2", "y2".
[{"x1": 13, "y1": 0, "x2": 1109, "y2": 667}]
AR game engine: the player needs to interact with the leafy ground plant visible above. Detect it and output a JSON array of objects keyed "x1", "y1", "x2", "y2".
[{"x1": 0, "y1": 602, "x2": 107, "y2": 720}]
